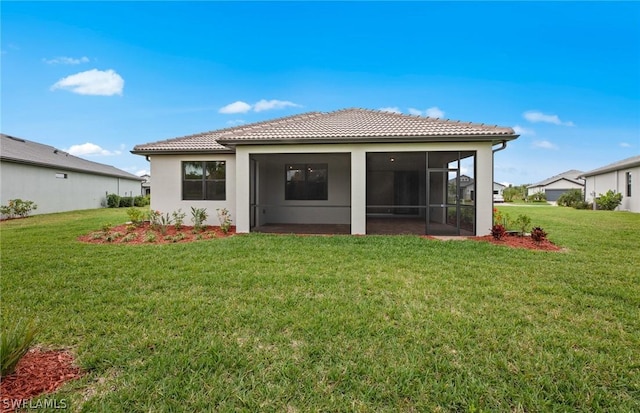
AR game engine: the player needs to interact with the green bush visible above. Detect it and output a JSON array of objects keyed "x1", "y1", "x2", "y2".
[
  {"x1": 126, "y1": 207, "x2": 145, "y2": 225},
  {"x1": 1, "y1": 318, "x2": 39, "y2": 376},
  {"x1": 557, "y1": 189, "x2": 584, "y2": 208},
  {"x1": 596, "y1": 190, "x2": 623, "y2": 211},
  {"x1": 119, "y1": 196, "x2": 134, "y2": 208},
  {"x1": 106, "y1": 193, "x2": 120, "y2": 208},
  {"x1": 527, "y1": 192, "x2": 547, "y2": 202},
  {"x1": 0, "y1": 199, "x2": 38, "y2": 219},
  {"x1": 513, "y1": 214, "x2": 532, "y2": 234},
  {"x1": 134, "y1": 196, "x2": 150, "y2": 207}
]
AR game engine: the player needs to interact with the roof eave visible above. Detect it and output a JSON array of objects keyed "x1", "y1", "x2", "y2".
[
  {"x1": 581, "y1": 160, "x2": 640, "y2": 177},
  {"x1": 1, "y1": 156, "x2": 143, "y2": 181},
  {"x1": 131, "y1": 148, "x2": 236, "y2": 156},
  {"x1": 217, "y1": 134, "x2": 519, "y2": 147}
]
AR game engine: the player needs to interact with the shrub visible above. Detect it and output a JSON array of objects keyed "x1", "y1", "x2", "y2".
[
  {"x1": 122, "y1": 233, "x2": 138, "y2": 243},
  {"x1": 491, "y1": 224, "x2": 506, "y2": 240},
  {"x1": 191, "y1": 207, "x2": 208, "y2": 232},
  {"x1": 527, "y1": 192, "x2": 547, "y2": 202},
  {"x1": 126, "y1": 207, "x2": 145, "y2": 225},
  {"x1": 0, "y1": 199, "x2": 38, "y2": 219},
  {"x1": 147, "y1": 210, "x2": 162, "y2": 230},
  {"x1": 574, "y1": 201, "x2": 593, "y2": 210},
  {"x1": 513, "y1": 214, "x2": 532, "y2": 235},
  {"x1": 106, "y1": 193, "x2": 120, "y2": 208},
  {"x1": 172, "y1": 209, "x2": 186, "y2": 231},
  {"x1": 217, "y1": 208, "x2": 232, "y2": 234},
  {"x1": 158, "y1": 212, "x2": 173, "y2": 235},
  {"x1": 596, "y1": 190, "x2": 623, "y2": 211},
  {"x1": 119, "y1": 197, "x2": 134, "y2": 208},
  {"x1": 531, "y1": 227, "x2": 547, "y2": 243},
  {"x1": 1, "y1": 318, "x2": 39, "y2": 376},
  {"x1": 134, "y1": 196, "x2": 149, "y2": 207},
  {"x1": 144, "y1": 231, "x2": 157, "y2": 243},
  {"x1": 557, "y1": 189, "x2": 584, "y2": 208}
]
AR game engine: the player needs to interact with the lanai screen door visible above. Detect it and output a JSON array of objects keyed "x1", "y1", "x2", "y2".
[{"x1": 366, "y1": 151, "x2": 475, "y2": 236}]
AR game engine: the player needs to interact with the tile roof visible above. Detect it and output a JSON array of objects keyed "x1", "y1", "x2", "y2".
[
  {"x1": 581, "y1": 155, "x2": 640, "y2": 177},
  {"x1": 1, "y1": 134, "x2": 143, "y2": 180},
  {"x1": 133, "y1": 108, "x2": 517, "y2": 153},
  {"x1": 528, "y1": 169, "x2": 585, "y2": 188}
]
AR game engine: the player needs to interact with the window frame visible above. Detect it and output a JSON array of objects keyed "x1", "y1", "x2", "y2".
[
  {"x1": 626, "y1": 172, "x2": 632, "y2": 197},
  {"x1": 285, "y1": 163, "x2": 328, "y2": 201},
  {"x1": 182, "y1": 161, "x2": 226, "y2": 201}
]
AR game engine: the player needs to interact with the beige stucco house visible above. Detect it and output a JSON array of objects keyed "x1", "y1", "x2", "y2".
[
  {"x1": 132, "y1": 108, "x2": 518, "y2": 236},
  {"x1": 581, "y1": 155, "x2": 640, "y2": 212}
]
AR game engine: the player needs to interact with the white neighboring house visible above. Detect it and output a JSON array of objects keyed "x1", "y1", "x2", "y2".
[
  {"x1": 527, "y1": 169, "x2": 585, "y2": 202},
  {"x1": 1, "y1": 134, "x2": 143, "y2": 215},
  {"x1": 581, "y1": 155, "x2": 640, "y2": 213},
  {"x1": 132, "y1": 108, "x2": 519, "y2": 236},
  {"x1": 493, "y1": 182, "x2": 506, "y2": 202}
]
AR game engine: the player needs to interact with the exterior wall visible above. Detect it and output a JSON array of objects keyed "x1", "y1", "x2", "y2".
[
  {"x1": 235, "y1": 141, "x2": 495, "y2": 235},
  {"x1": 149, "y1": 153, "x2": 236, "y2": 225},
  {"x1": 254, "y1": 153, "x2": 350, "y2": 225},
  {"x1": 0, "y1": 161, "x2": 141, "y2": 215},
  {"x1": 584, "y1": 165, "x2": 640, "y2": 212},
  {"x1": 493, "y1": 183, "x2": 505, "y2": 196}
]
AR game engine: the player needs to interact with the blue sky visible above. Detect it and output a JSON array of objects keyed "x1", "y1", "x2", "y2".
[{"x1": 2, "y1": 1, "x2": 639, "y2": 184}]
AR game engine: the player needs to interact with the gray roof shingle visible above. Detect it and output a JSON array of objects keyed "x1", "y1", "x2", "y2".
[
  {"x1": 581, "y1": 155, "x2": 640, "y2": 177},
  {"x1": 528, "y1": 169, "x2": 585, "y2": 188},
  {"x1": 1, "y1": 134, "x2": 143, "y2": 180},
  {"x1": 133, "y1": 108, "x2": 517, "y2": 153}
]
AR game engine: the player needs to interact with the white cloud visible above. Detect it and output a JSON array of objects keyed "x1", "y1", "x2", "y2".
[
  {"x1": 425, "y1": 107, "x2": 445, "y2": 118},
  {"x1": 512, "y1": 125, "x2": 535, "y2": 136},
  {"x1": 219, "y1": 101, "x2": 252, "y2": 114},
  {"x1": 408, "y1": 108, "x2": 423, "y2": 116},
  {"x1": 43, "y1": 56, "x2": 90, "y2": 65},
  {"x1": 379, "y1": 107, "x2": 401, "y2": 114},
  {"x1": 253, "y1": 99, "x2": 300, "y2": 112},
  {"x1": 219, "y1": 99, "x2": 301, "y2": 114},
  {"x1": 620, "y1": 142, "x2": 632, "y2": 148},
  {"x1": 51, "y1": 69, "x2": 124, "y2": 96},
  {"x1": 532, "y1": 140, "x2": 558, "y2": 150},
  {"x1": 65, "y1": 142, "x2": 121, "y2": 156},
  {"x1": 226, "y1": 119, "x2": 246, "y2": 126},
  {"x1": 523, "y1": 110, "x2": 574, "y2": 126}
]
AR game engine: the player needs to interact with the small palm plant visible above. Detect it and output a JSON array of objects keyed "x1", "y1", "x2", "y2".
[{"x1": 1, "y1": 318, "x2": 39, "y2": 376}]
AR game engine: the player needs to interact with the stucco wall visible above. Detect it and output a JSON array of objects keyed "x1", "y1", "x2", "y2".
[
  {"x1": 149, "y1": 154, "x2": 236, "y2": 225},
  {"x1": 0, "y1": 161, "x2": 141, "y2": 215},
  {"x1": 584, "y1": 166, "x2": 639, "y2": 212}
]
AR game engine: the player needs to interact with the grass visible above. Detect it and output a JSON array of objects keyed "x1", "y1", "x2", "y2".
[{"x1": 1, "y1": 206, "x2": 639, "y2": 411}]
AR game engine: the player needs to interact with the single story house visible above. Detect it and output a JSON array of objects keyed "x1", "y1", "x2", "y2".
[
  {"x1": 493, "y1": 182, "x2": 506, "y2": 197},
  {"x1": 132, "y1": 108, "x2": 518, "y2": 236},
  {"x1": 527, "y1": 169, "x2": 585, "y2": 202},
  {"x1": 581, "y1": 155, "x2": 640, "y2": 213},
  {"x1": 1, "y1": 134, "x2": 143, "y2": 215}
]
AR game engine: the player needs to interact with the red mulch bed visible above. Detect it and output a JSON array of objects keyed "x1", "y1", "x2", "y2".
[
  {"x1": 472, "y1": 233, "x2": 562, "y2": 251},
  {"x1": 78, "y1": 223, "x2": 236, "y2": 245},
  {"x1": 0, "y1": 348, "x2": 83, "y2": 412}
]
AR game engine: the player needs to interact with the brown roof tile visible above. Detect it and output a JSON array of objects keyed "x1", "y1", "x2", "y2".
[{"x1": 132, "y1": 108, "x2": 517, "y2": 153}]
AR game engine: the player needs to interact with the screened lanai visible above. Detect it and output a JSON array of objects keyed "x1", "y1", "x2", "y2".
[{"x1": 366, "y1": 151, "x2": 476, "y2": 236}]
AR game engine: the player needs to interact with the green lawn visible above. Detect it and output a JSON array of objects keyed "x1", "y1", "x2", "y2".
[{"x1": 1, "y1": 206, "x2": 639, "y2": 411}]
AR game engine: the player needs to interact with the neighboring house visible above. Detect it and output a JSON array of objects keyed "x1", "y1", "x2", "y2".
[
  {"x1": 132, "y1": 108, "x2": 518, "y2": 236},
  {"x1": 141, "y1": 174, "x2": 151, "y2": 196},
  {"x1": 449, "y1": 174, "x2": 474, "y2": 202},
  {"x1": 493, "y1": 182, "x2": 506, "y2": 197},
  {"x1": 581, "y1": 155, "x2": 640, "y2": 213},
  {"x1": 1, "y1": 134, "x2": 143, "y2": 215},
  {"x1": 527, "y1": 169, "x2": 585, "y2": 202}
]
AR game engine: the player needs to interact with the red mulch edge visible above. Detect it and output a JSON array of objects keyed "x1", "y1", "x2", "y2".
[
  {"x1": 78, "y1": 223, "x2": 236, "y2": 245},
  {"x1": 0, "y1": 348, "x2": 83, "y2": 412},
  {"x1": 471, "y1": 234, "x2": 562, "y2": 251}
]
